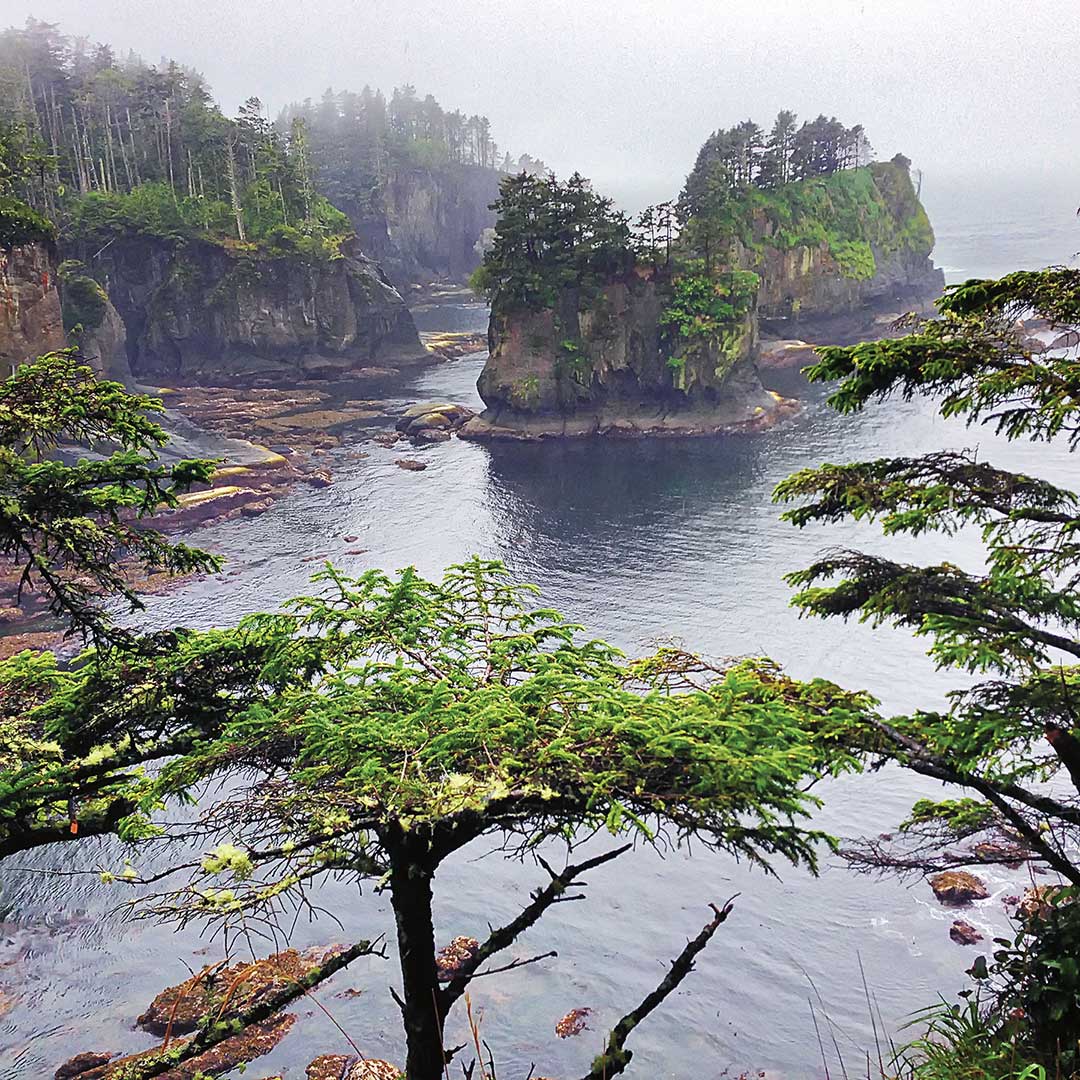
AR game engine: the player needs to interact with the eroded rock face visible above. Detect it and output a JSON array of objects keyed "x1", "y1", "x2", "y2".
[
  {"x1": 77, "y1": 236, "x2": 425, "y2": 386},
  {"x1": 468, "y1": 274, "x2": 780, "y2": 439},
  {"x1": 0, "y1": 241, "x2": 65, "y2": 367},
  {"x1": 345, "y1": 164, "x2": 502, "y2": 288},
  {"x1": 74, "y1": 293, "x2": 131, "y2": 382},
  {"x1": 749, "y1": 160, "x2": 944, "y2": 334}
]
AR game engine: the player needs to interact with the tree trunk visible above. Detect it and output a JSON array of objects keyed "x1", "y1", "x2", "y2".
[{"x1": 388, "y1": 844, "x2": 446, "y2": 1080}]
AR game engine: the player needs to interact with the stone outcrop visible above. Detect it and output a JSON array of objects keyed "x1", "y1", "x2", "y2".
[
  {"x1": 748, "y1": 160, "x2": 944, "y2": 338},
  {"x1": 57, "y1": 269, "x2": 131, "y2": 381},
  {"x1": 467, "y1": 159, "x2": 943, "y2": 439},
  {"x1": 0, "y1": 240, "x2": 65, "y2": 368},
  {"x1": 930, "y1": 871, "x2": 989, "y2": 906},
  {"x1": 462, "y1": 272, "x2": 785, "y2": 440},
  {"x1": 395, "y1": 401, "x2": 475, "y2": 441},
  {"x1": 74, "y1": 236, "x2": 425, "y2": 386}
]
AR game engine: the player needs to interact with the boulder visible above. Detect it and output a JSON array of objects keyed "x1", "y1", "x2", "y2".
[
  {"x1": 155, "y1": 485, "x2": 269, "y2": 529},
  {"x1": 949, "y1": 919, "x2": 983, "y2": 945},
  {"x1": 929, "y1": 871, "x2": 989, "y2": 905},
  {"x1": 306, "y1": 468, "x2": 333, "y2": 489},
  {"x1": 555, "y1": 1007, "x2": 593, "y2": 1038},
  {"x1": 411, "y1": 428, "x2": 451, "y2": 443},
  {"x1": 758, "y1": 339, "x2": 822, "y2": 369},
  {"x1": 239, "y1": 498, "x2": 273, "y2": 518},
  {"x1": 55, "y1": 1054, "x2": 114, "y2": 1080},
  {"x1": 307, "y1": 1056, "x2": 402, "y2": 1080},
  {"x1": 1015, "y1": 884, "x2": 1069, "y2": 923},
  {"x1": 395, "y1": 459, "x2": 428, "y2": 471},
  {"x1": 395, "y1": 402, "x2": 475, "y2": 435},
  {"x1": 435, "y1": 936, "x2": 480, "y2": 980}
]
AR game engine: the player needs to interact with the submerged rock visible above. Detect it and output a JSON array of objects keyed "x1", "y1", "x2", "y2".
[
  {"x1": 57, "y1": 1015, "x2": 294, "y2": 1079},
  {"x1": 137, "y1": 944, "x2": 347, "y2": 1035},
  {"x1": 55, "y1": 1053, "x2": 114, "y2": 1080},
  {"x1": 307, "y1": 1055, "x2": 402, "y2": 1080},
  {"x1": 555, "y1": 1006, "x2": 593, "y2": 1038},
  {"x1": 929, "y1": 871, "x2": 989, "y2": 905},
  {"x1": 435, "y1": 936, "x2": 480, "y2": 979},
  {"x1": 949, "y1": 919, "x2": 984, "y2": 945},
  {"x1": 305, "y1": 468, "x2": 334, "y2": 489},
  {"x1": 972, "y1": 840, "x2": 1031, "y2": 868},
  {"x1": 395, "y1": 458, "x2": 428, "y2": 471}
]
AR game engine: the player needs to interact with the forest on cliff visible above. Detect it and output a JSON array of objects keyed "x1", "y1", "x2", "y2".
[
  {"x1": 0, "y1": 13, "x2": 1079, "y2": 1080},
  {"x1": 0, "y1": 18, "x2": 534, "y2": 264}
]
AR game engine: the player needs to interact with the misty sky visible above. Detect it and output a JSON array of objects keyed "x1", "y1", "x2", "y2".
[{"x1": 5, "y1": 0, "x2": 1078, "y2": 211}]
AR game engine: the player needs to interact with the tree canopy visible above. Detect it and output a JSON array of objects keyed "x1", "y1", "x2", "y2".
[
  {"x1": 0, "y1": 18, "x2": 532, "y2": 256},
  {"x1": 776, "y1": 266, "x2": 1080, "y2": 1073},
  {"x1": 0, "y1": 349, "x2": 218, "y2": 640},
  {"x1": 470, "y1": 171, "x2": 634, "y2": 309}
]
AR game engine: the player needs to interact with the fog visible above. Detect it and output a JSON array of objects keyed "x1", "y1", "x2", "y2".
[{"x1": 4, "y1": 0, "x2": 1078, "y2": 212}]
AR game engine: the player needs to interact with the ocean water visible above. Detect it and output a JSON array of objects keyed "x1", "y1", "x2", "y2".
[{"x1": 1, "y1": 193, "x2": 1078, "y2": 1080}]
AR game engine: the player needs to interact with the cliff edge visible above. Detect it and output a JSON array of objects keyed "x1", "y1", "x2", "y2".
[
  {"x1": 0, "y1": 200, "x2": 64, "y2": 369},
  {"x1": 73, "y1": 235, "x2": 425, "y2": 386}
]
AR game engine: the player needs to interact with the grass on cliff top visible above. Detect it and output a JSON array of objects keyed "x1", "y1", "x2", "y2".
[{"x1": 710, "y1": 163, "x2": 935, "y2": 274}]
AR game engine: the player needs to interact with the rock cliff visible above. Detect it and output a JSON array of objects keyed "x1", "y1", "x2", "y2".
[
  {"x1": 76, "y1": 236, "x2": 425, "y2": 386},
  {"x1": 465, "y1": 159, "x2": 942, "y2": 439},
  {"x1": 345, "y1": 165, "x2": 501, "y2": 289},
  {"x1": 464, "y1": 273, "x2": 779, "y2": 439},
  {"x1": 738, "y1": 158, "x2": 944, "y2": 334},
  {"x1": 0, "y1": 238, "x2": 65, "y2": 369}
]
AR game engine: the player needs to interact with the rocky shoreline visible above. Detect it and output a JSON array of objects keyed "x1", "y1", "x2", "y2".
[{"x1": 459, "y1": 389, "x2": 800, "y2": 441}]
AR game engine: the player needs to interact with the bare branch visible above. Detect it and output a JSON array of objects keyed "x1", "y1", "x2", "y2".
[{"x1": 578, "y1": 898, "x2": 737, "y2": 1080}]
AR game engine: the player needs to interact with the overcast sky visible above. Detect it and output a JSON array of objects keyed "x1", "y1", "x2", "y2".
[{"x1": 5, "y1": 0, "x2": 1078, "y2": 210}]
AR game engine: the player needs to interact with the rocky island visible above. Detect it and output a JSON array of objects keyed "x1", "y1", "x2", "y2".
[{"x1": 462, "y1": 116, "x2": 944, "y2": 440}]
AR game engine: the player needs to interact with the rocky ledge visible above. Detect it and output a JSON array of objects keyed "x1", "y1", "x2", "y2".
[{"x1": 460, "y1": 390, "x2": 799, "y2": 441}]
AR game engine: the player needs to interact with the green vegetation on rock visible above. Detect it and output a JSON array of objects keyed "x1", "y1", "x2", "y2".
[
  {"x1": 777, "y1": 265, "x2": 1080, "y2": 1074},
  {"x1": 57, "y1": 261, "x2": 108, "y2": 332}
]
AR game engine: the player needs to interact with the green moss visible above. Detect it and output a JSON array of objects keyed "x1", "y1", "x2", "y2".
[
  {"x1": 831, "y1": 239, "x2": 877, "y2": 280},
  {"x1": 60, "y1": 273, "x2": 108, "y2": 333},
  {"x1": 699, "y1": 163, "x2": 931, "y2": 277},
  {"x1": 511, "y1": 374, "x2": 540, "y2": 409}
]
